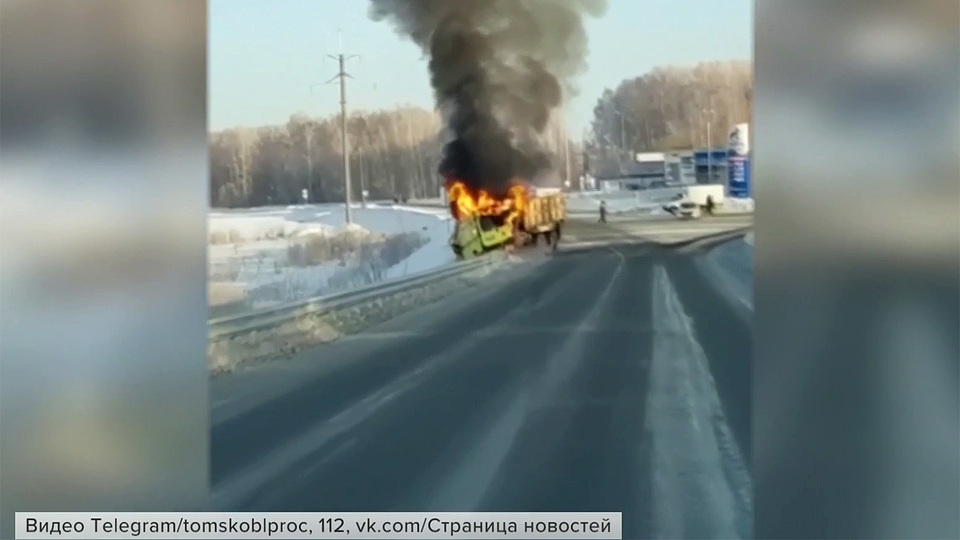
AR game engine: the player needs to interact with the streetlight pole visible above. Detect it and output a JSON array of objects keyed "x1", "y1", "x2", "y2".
[
  {"x1": 358, "y1": 142, "x2": 366, "y2": 208},
  {"x1": 620, "y1": 113, "x2": 625, "y2": 155},
  {"x1": 612, "y1": 109, "x2": 629, "y2": 163},
  {"x1": 704, "y1": 94, "x2": 715, "y2": 184},
  {"x1": 707, "y1": 116, "x2": 712, "y2": 183}
]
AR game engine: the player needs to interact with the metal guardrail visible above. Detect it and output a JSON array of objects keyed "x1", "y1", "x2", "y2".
[{"x1": 209, "y1": 253, "x2": 502, "y2": 340}]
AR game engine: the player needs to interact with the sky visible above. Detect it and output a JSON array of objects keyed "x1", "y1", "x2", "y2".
[{"x1": 209, "y1": 0, "x2": 752, "y2": 139}]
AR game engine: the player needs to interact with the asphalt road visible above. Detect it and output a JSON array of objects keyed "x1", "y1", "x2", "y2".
[
  {"x1": 211, "y1": 237, "x2": 754, "y2": 539},
  {"x1": 561, "y1": 213, "x2": 754, "y2": 247}
]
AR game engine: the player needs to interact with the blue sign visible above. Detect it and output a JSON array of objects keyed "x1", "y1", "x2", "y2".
[
  {"x1": 694, "y1": 149, "x2": 731, "y2": 167},
  {"x1": 728, "y1": 155, "x2": 751, "y2": 198}
]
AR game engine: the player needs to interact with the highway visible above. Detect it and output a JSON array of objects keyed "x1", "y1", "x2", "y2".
[
  {"x1": 561, "y1": 213, "x2": 754, "y2": 246},
  {"x1": 211, "y1": 218, "x2": 754, "y2": 539}
]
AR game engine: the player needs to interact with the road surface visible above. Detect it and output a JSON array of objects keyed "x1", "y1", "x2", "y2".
[
  {"x1": 211, "y1": 232, "x2": 754, "y2": 539},
  {"x1": 561, "y1": 213, "x2": 753, "y2": 247}
]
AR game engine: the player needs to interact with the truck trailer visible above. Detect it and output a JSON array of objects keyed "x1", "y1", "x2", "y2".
[
  {"x1": 514, "y1": 191, "x2": 566, "y2": 247},
  {"x1": 677, "y1": 184, "x2": 725, "y2": 218}
]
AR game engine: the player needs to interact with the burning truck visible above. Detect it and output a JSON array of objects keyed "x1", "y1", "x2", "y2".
[
  {"x1": 369, "y1": 0, "x2": 597, "y2": 260},
  {"x1": 446, "y1": 178, "x2": 566, "y2": 259}
]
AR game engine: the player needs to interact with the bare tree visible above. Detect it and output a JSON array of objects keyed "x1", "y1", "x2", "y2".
[
  {"x1": 591, "y1": 60, "x2": 753, "y2": 152},
  {"x1": 209, "y1": 64, "x2": 733, "y2": 209},
  {"x1": 209, "y1": 106, "x2": 448, "y2": 208}
]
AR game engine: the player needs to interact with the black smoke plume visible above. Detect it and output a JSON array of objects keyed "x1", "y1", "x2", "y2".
[{"x1": 370, "y1": 0, "x2": 606, "y2": 197}]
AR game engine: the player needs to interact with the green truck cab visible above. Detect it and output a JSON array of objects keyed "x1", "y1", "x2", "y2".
[{"x1": 450, "y1": 215, "x2": 514, "y2": 259}]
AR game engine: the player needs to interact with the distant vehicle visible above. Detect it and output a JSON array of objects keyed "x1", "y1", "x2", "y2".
[
  {"x1": 678, "y1": 200, "x2": 701, "y2": 218},
  {"x1": 674, "y1": 184, "x2": 726, "y2": 219},
  {"x1": 683, "y1": 184, "x2": 725, "y2": 206}
]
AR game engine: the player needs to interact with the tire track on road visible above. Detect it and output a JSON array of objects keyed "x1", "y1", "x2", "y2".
[
  {"x1": 644, "y1": 264, "x2": 752, "y2": 539},
  {"x1": 211, "y1": 256, "x2": 585, "y2": 487},
  {"x1": 213, "y1": 251, "x2": 622, "y2": 511}
]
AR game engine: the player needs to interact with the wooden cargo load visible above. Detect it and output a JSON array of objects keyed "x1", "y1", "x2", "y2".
[{"x1": 522, "y1": 192, "x2": 566, "y2": 234}]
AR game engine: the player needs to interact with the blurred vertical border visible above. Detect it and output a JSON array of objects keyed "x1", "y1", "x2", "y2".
[
  {"x1": 0, "y1": 0, "x2": 209, "y2": 535},
  {"x1": 755, "y1": 0, "x2": 959, "y2": 538}
]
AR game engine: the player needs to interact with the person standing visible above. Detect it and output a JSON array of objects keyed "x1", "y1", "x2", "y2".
[{"x1": 599, "y1": 200, "x2": 607, "y2": 223}]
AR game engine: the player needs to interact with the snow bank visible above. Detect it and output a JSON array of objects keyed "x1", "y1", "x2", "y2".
[
  {"x1": 385, "y1": 225, "x2": 455, "y2": 278},
  {"x1": 354, "y1": 205, "x2": 457, "y2": 279},
  {"x1": 403, "y1": 197, "x2": 445, "y2": 207},
  {"x1": 208, "y1": 203, "x2": 456, "y2": 315},
  {"x1": 721, "y1": 197, "x2": 755, "y2": 214},
  {"x1": 208, "y1": 209, "x2": 337, "y2": 243}
]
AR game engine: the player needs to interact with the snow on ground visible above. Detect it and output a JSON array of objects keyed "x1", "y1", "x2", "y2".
[
  {"x1": 720, "y1": 197, "x2": 755, "y2": 214},
  {"x1": 566, "y1": 188, "x2": 681, "y2": 217},
  {"x1": 371, "y1": 204, "x2": 457, "y2": 278},
  {"x1": 569, "y1": 190, "x2": 754, "y2": 218},
  {"x1": 405, "y1": 197, "x2": 445, "y2": 207},
  {"x1": 208, "y1": 203, "x2": 455, "y2": 317}
]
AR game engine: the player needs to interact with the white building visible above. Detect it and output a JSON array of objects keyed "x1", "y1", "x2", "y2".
[{"x1": 664, "y1": 150, "x2": 696, "y2": 185}]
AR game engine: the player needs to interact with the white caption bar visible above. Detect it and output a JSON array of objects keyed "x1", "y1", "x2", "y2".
[{"x1": 16, "y1": 512, "x2": 622, "y2": 539}]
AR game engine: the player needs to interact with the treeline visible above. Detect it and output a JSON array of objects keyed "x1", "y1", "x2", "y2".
[
  {"x1": 210, "y1": 108, "x2": 447, "y2": 208},
  {"x1": 590, "y1": 60, "x2": 753, "y2": 153},
  {"x1": 209, "y1": 60, "x2": 752, "y2": 208},
  {"x1": 210, "y1": 106, "x2": 580, "y2": 208}
]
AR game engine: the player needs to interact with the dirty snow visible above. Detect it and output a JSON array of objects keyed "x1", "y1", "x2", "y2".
[{"x1": 647, "y1": 265, "x2": 753, "y2": 538}]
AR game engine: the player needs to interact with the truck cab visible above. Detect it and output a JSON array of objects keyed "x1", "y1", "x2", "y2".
[
  {"x1": 678, "y1": 200, "x2": 702, "y2": 218},
  {"x1": 450, "y1": 215, "x2": 513, "y2": 259}
]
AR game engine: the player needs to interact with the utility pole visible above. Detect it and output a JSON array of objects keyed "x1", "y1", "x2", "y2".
[
  {"x1": 326, "y1": 30, "x2": 359, "y2": 223},
  {"x1": 581, "y1": 128, "x2": 590, "y2": 191},
  {"x1": 618, "y1": 111, "x2": 626, "y2": 158},
  {"x1": 620, "y1": 114, "x2": 625, "y2": 154},
  {"x1": 645, "y1": 119, "x2": 653, "y2": 151}
]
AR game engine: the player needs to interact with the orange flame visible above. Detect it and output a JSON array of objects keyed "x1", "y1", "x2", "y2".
[{"x1": 446, "y1": 179, "x2": 529, "y2": 227}]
